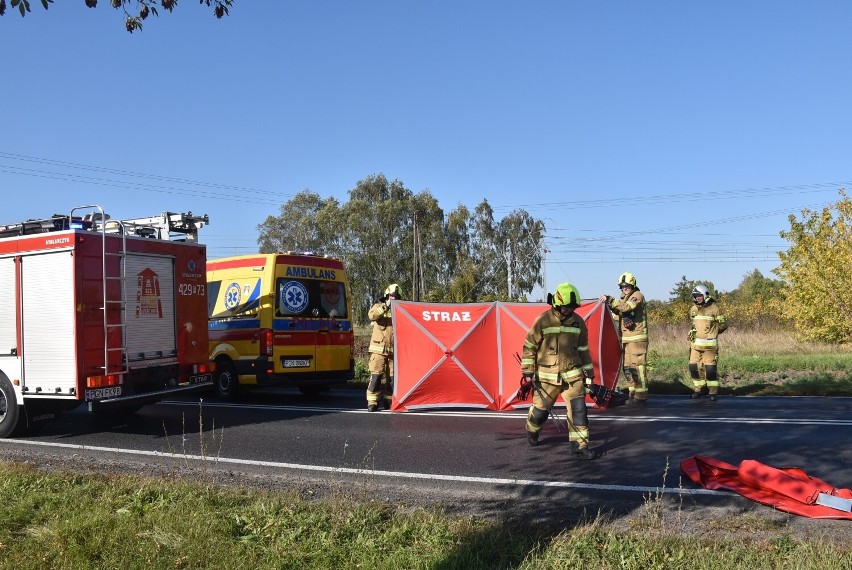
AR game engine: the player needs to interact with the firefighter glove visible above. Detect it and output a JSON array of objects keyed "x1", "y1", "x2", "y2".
[
  {"x1": 687, "y1": 328, "x2": 697, "y2": 342},
  {"x1": 519, "y1": 374, "x2": 534, "y2": 401}
]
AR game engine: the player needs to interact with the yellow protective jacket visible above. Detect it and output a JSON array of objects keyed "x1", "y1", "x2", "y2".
[
  {"x1": 608, "y1": 288, "x2": 648, "y2": 344},
  {"x1": 689, "y1": 300, "x2": 728, "y2": 350},
  {"x1": 368, "y1": 301, "x2": 394, "y2": 356},
  {"x1": 520, "y1": 307, "x2": 595, "y2": 385}
]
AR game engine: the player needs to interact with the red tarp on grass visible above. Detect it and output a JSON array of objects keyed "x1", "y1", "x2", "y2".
[
  {"x1": 391, "y1": 300, "x2": 622, "y2": 411},
  {"x1": 681, "y1": 455, "x2": 852, "y2": 520}
]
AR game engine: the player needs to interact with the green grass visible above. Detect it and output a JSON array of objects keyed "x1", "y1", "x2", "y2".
[{"x1": 0, "y1": 461, "x2": 848, "y2": 570}]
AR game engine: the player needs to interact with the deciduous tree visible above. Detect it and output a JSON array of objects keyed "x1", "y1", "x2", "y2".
[
  {"x1": 256, "y1": 190, "x2": 340, "y2": 256},
  {"x1": 775, "y1": 188, "x2": 852, "y2": 342},
  {"x1": 255, "y1": 176, "x2": 546, "y2": 323}
]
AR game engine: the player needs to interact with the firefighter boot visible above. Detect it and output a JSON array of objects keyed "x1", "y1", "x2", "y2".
[
  {"x1": 526, "y1": 430, "x2": 540, "y2": 447},
  {"x1": 526, "y1": 406, "x2": 548, "y2": 447},
  {"x1": 571, "y1": 443, "x2": 595, "y2": 460}
]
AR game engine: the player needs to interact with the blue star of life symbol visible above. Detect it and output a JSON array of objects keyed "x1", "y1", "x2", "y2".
[
  {"x1": 224, "y1": 282, "x2": 242, "y2": 311},
  {"x1": 287, "y1": 288, "x2": 303, "y2": 306},
  {"x1": 281, "y1": 281, "x2": 309, "y2": 313}
]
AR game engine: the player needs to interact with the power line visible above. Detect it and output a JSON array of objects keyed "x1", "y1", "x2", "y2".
[
  {"x1": 493, "y1": 183, "x2": 846, "y2": 213},
  {"x1": 0, "y1": 151, "x2": 287, "y2": 198},
  {"x1": 0, "y1": 165, "x2": 287, "y2": 206}
]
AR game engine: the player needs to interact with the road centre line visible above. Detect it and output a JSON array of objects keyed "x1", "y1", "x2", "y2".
[
  {"x1": 2, "y1": 438, "x2": 719, "y2": 497},
  {"x1": 163, "y1": 401, "x2": 852, "y2": 426}
]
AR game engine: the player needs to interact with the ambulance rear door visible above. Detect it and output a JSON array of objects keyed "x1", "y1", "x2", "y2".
[
  {"x1": 314, "y1": 278, "x2": 351, "y2": 373},
  {"x1": 274, "y1": 277, "x2": 317, "y2": 372}
]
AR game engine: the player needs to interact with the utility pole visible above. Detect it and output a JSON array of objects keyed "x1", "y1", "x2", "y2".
[
  {"x1": 412, "y1": 211, "x2": 423, "y2": 301},
  {"x1": 506, "y1": 239, "x2": 513, "y2": 299},
  {"x1": 541, "y1": 234, "x2": 549, "y2": 298}
]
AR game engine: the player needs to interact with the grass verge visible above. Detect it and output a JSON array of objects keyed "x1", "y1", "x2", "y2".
[{"x1": 0, "y1": 461, "x2": 849, "y2": 570}]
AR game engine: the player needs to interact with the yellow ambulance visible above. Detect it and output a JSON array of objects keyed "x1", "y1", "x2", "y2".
[{"x1": 207, "y1": 252, "x2": 354, "y2": 400}]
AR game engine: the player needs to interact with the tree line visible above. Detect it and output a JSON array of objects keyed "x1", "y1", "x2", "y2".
[
  {"x1": 258, "y1": 178, "x2": 850, "y2": 344},
  {"x1": 257, "y1": 174, "x2": 545, "y2": 324}
]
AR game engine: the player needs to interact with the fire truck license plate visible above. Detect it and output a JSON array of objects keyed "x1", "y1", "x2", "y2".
[
  {"x1": 85, "y1": 386, "x2": 122, "y2": 400},
  {"x1": 189, "y1": 374, "x2": 212, "y2": 384},
  {"x1": 283, "y1": 359, "x2": 310, "y2": 368}
]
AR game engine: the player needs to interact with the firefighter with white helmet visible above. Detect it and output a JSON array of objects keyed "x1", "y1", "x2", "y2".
[
  {"x1": 366, "y1": 283, "x2": 402, "y2": 411},
  {"x1": 520, "y1": 282, "x2": 596, "y2": 459},
  {"x1": 599, "y1": 272, "x2": 649, "y2": 406},
  {"x1": 688, "y1": 284, "x2": 728, "y2": 401}
]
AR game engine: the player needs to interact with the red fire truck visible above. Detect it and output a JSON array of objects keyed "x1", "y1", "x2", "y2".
[{"x1": 0, "y1": 205, "x2": 212, "y2": 437}]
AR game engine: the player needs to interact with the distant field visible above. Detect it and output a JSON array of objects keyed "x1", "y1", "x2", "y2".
[{"x1": 648, "y1": 325, "x2": 852, "y2": 396}]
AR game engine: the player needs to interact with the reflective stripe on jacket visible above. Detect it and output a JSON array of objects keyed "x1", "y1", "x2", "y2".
[
  {"x1": 520, "y1": 307, "x2": 594, "y2": 384},
  {"x1": 689, "y1": 300, "x2": 727, "y2": 350}
]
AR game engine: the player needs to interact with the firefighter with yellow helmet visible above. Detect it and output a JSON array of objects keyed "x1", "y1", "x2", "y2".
[
  {"x1": 520, "y1": 282, "x2": 596, "y2": 459},
  {"x1": 688, "y1": 284, "x2": 728, "y2": 401},
  {"x1": 599, "y1": 272, "x2": 649, "y2": 406},
  {"x1": 366, "y1": 283, "x2": 402, "y2": 412}
]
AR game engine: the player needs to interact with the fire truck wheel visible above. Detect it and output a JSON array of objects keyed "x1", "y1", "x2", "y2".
[
  {"x1": 0, "y1": 374, "x2": 23, "y2": 438},
  {"x1": 214, "y1": 361, "x2": 239, "y2": 401}
]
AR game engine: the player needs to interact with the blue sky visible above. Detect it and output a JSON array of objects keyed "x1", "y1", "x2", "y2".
[{"x1": 2, "y1": 1, "x2": 850, "y2": 301}]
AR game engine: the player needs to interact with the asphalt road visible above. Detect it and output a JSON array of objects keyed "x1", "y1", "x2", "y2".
[{"x1": 3, "y1": 389, "x2": 852, "y2": 529}]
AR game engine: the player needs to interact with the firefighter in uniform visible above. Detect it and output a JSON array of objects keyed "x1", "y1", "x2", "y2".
[
  {"x1": 688, "y1": 284, "x2": 728, "y2": 401},
  {"x1": 366, "y1": 284, "x2": 401, "y2": 412},
  {"x1": 521, "y1": 282, "x2": 596, "y2": 459},
  {"x1": 599, "y1": 272, "x2": 649, "y2": 406}
]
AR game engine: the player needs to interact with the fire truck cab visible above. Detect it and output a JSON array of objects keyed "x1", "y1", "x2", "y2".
[{"x1": 0, "y1": 205, "x2": 212, "y2": 437}]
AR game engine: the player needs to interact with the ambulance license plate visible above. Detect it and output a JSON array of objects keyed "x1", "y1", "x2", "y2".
[
  {"x1": 283, "y1": 359, "x2": 310, "y2": 368},
  {"x1": 86, "y1": 386, "x2": 122, "y2": 400}
]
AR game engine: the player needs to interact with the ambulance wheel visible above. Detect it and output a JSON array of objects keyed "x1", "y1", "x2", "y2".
[
  {"x1": 214, "y1": 360, "x2": 239, "y2": 401},
  {"x1": 0, "y1": 374, "x2": 23, "y2": 438}
]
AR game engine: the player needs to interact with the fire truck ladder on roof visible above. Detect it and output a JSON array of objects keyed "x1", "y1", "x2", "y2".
[{"x1": 71, "y1": 205, "x2": 130, "y2": 377}]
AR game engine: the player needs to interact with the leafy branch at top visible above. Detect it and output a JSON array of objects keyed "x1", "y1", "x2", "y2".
[{"x1": 0, "y1": 0, "x2": 234, "y2": 33}]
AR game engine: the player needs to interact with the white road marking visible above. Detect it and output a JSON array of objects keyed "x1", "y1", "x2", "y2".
[
  {"x1": 164, "y1": 400, "x2": 852, "y2": 426},
  {"x1": 2, "y1": 438, "x2": 719, "y2": 497}
]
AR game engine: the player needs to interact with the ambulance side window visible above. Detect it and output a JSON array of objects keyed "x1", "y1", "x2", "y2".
[
  {"x1": 275, "y1": 278, "x2": 348, "y2": 318},
  {"x1": 207, "y1": 280, "x2": 222, "y2": 317}
]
